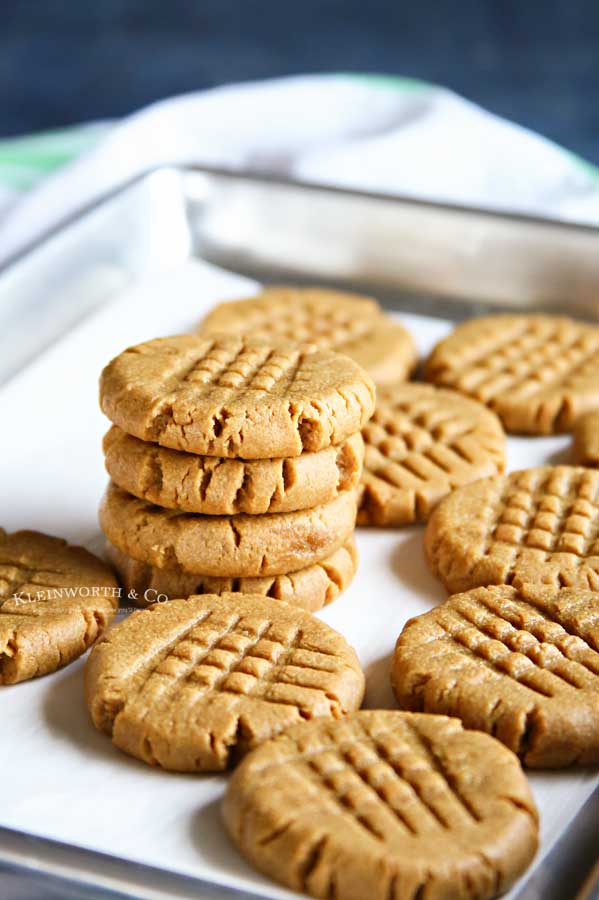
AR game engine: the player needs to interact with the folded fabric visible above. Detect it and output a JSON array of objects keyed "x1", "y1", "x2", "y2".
[{"x1": 0, "y1": 74, "x2": 597, "y2": 267}]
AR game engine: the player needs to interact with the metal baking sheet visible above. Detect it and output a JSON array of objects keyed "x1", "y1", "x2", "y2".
[
  {"x1": 1, "y1": 164, "x2": 597, "y2": 388},
  {"x1": 0, "y1": 167, "x2": 597, "y2": 900},
  {"x1": 183, "y1": 166, "x2": 599, "y2": 318}
]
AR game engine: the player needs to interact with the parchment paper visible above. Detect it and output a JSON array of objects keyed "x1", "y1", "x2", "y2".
[{"x1": 0, "y1": 259, "x2": 596, "y2": 899}]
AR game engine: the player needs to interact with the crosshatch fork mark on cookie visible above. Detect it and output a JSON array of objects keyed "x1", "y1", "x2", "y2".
[
  {"x1": 392, "y1": 585, "x2": 599, "y2": 766},
  {"x1": 208, "y1": 309, "x2": 376, "y2": 348},
  {"x1": 1, "y1": 564, "x2": 39, "y2": 600},
  {"x1": 487, "y1": 468, "x2": 599, "y2": 558},
  {"x1": 0, "y1": 532, "x2": 119, "y2": 685},
  {"x1": 297, "y1": 717, "x2": 483, "y2": 845},
  {"x1": 136, "y1": 610, "x2": 349, "y2": 715},
  {"x1": 425, "y1": 466, "x2": 599, "y2": 594},
  {"x1": 359, "y1": 384, "x2": 505, "y2": 525},
  {"x1": 435, "y1": 610, "x2": 588, "y2": 699},
  {"x1": 101, "y1": 334, "x2": 376, "y2": 458},
  {"x1": 224, "y1": 711, "x2": 539, "y2": 900},
  {"x1": 365, "y1": 408, "x2": 502, "y2": 484},
  {"x1": 199, "y1": 288, "x2": 382, "y2": 349},
  {"x1": 0, "y1": 563, "x2": 82, "y2": 602},
  {"x1": 424, "y1": 316, "x2": 599, "y2": 433},
  {"x1": 86, "y1": 595, "x2": 364, "y2": 771},
  {"x1": 428, "y1": 320, "x2": 595, "y2": 400},
  {"x1": 177, "y1": 342, "x2": 305, "y2": 395}
]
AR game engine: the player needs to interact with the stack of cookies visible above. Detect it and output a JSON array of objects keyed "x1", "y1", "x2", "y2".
[{"x1": 97, "y1": 332, "x2": 375, "y2": 611}]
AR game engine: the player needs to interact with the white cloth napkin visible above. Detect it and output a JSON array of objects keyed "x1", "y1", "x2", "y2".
[{"x1": 1, "y1": 74, "x2": 598, "y2": 267}]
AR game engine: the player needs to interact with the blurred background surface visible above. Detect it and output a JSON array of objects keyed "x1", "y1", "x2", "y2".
[{"x1": 1, "y1": 0, "x2": 597, "y2": 163}]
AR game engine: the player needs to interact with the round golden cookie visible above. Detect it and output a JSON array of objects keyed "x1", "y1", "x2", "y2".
[
  {"x1": 0, "y1": 529, "x2": 118, "y2": 685},
  {"x1": 107, "y1": 538, "x2": 358, "y2": 612},
  {"x1": 223, "y1": 710, "x2": 538, "y2": 900},
  {"x1": 392, "y1": 584, "x2": 599, "y2": 768},
  {"x1": 99, "y1": 482, "x2": 357, "y2": 577},
  {"x1": 573, "y1": 410, "x2": 599, "y2": 468},
  {"x1": 425, "y1": 466, "x2": 599, "y2": 593},
  {"x1": 85, "y1": 593, "x2": 365, "y2": 772},
  {"x1": 424, "y1": 315, "x2": 599, "y2": 434},
  {"x1": 100, "y1": 333, "x2": 375, "y2": 459},
  {"x1": 358, "y1": 383, "x2": 505, "y2": 526},
  {"x1": 199, "y1": 287, "x2": 418, "y2": 385},
  {"x1": 103, "y1": 425, "x2": 364, "y2": 515}
]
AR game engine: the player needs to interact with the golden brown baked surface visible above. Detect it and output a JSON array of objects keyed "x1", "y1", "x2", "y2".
[
  {"x1": 425, "y1": 466, "x2": 599, "y2": 593},
  {"x1": 103, "y1": 425, "x2": 364, "y2": 515},
  {"x1": 223, "y1": 710, "x2": 538, "y2": 900},
  {"x1": 0, "y1": 529, "x2": 118, "y2": 684},
  {"x1": 392, "y1": 584, "x2": 599, "y2": 768},
  {"x1": 573, "y1": 410, "x2": 599, "y2": 468},
  {"x1": 85, "y1": 592, "x2": 365, "y2": 772},
  {"x1": 424, "y1": 315, "x2": 599, "y2": 434},
  {"x1": 99, "y1": 482, "x2": 357, "y2": 577},
  {"x1": 359, "y1": 382, "x2": 505, "y2": 526},
  {"x1": 100, "y1": 333, "x2": 375, "y2": 459},
  {"x1": 199, "y1": 287, "x2": 417, "y2": 385},
  {"x1": 107, "y1": 538, "x2": 358, "y2": 612}
]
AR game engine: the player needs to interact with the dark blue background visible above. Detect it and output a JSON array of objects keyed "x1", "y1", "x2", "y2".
[{"x1": 2, "y1": 0, "x2": 598, "y2": 162}]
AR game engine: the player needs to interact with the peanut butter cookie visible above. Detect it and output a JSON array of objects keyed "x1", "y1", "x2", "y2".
[
  {"x1": 0, "y1": 529, "x2": 118, "y2": 684},
  {"x1": 85, "y1": 593, "x2": 365, "y2": 771},
  {"x1": 199, "y1": 287, "x2": 417, "y2": 385},
  {"x1": 107, "y1": 538, "x2": 358, "y2": 612},
  {"x1": 424, "y1": 315, "x2": 599, "y2": 434},
  {"x1": 223, "y1": 710, "x2": 538, "y2": 900},
  {"x1": 103, "y1": 425, "x2": 364, "y2": 515},
  {"x1": 100, "y1": 333, "x2": 375, "y2": 459},
  {"x1": 573, "y1": 410, "x2": 599, "y2": 468},
  {"x1": 99, "y1": 482, "x2": 357, "y2": 577},
  {"x1": 392, "y1": 584, "x2": 599, "y2": 767},
  {"x1": 425, "y1": 466, "x2": 599, "y2": 593},
  {"x1": 359, "y1": 383, "x2": 505, "y2": 526}
]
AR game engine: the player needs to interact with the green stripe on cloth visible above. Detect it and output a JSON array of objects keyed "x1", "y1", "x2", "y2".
[
  {"x1": 558, "y1": 147, "x2": 599, "y2": 184},
  {"x1": 0, "y1": 78, "x2": 597, "y2": 194},
  {"x1": 343, "y1": 72, "x2": 430, "y2": 92},
  {"x1": 0, "y1": 164, "x2": 47, "y2": 190},
  {"x1": 0, "y1": 123, "x2": 109, "y2": 189}
]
